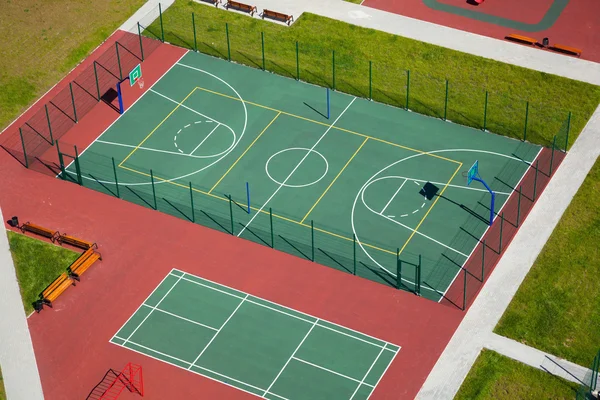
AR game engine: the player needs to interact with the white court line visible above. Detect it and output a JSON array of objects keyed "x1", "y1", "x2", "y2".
[
  {"x1": 96, "y1": 139, "x2": 216, "y2": 159},
  {"x1": 141, "y1": 304, "x2": 218, "y2": 332},
  {"x1": 264, "y1": 321, "x2": 318, "y2": 396},
  {"x1": 190, "y1": 122, "x2": 220, "y2": 155},
  {"x1": 149, "y1": 88, "x2": 222, "y2": 125},
  {"x1": 349, "y1": 344, "x2": 386, "y2": 400},
  {"x1": 380, "y1": 179, "x2": 407, "y2": 215},
  {"x1": 365, "y1": 346, "x2": 400, "y2": 400},
  {"x1": 438, "y1": 146, "x2": 544, "y2": 302},
  {"x1": 292, "y1": 357, "x2": 374, "y2": 387},
  {"x1": 188, "y1": 294, "x2": 249, "y2": 370},
  {"x1": 124, "y1": 274, "x2": 184, "y2": 345},
  {"x1": 237, "y1": 97, "x2": 357, "y2": 238}
]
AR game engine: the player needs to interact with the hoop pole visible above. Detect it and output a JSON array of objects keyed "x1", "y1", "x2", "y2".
[
  {"x1": 117, "y1": 81, "x2": 124, "y2": 114},
  {"x1": 112, "y1": 157, "x2": 120, "y2": 198},
  {"x1": 189, "y1": 182, "x2": 195, "y2": 222},
  {"x1": 19, "y1": 128, "x2": 29, "y2": 168},
  {"x1": 150, "y1": 169, "x2": 157, "y2": 210},
  {"x1": 269, "y1": 207, "x2": 274, "y2": 248},
  {"x1": 137, "y1": 22, "x2": 145, "y2": 60},
  {"x1": 45, "y1": 104, "x2": 54, "y2": 144}
]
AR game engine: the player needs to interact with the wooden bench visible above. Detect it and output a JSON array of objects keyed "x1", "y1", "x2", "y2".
[
  {"x1": 58, "y1": 233, "x2": 95, "y2": 250},
  {"x1": 226, "y1": 0, "x2": 257, "y2": 15},
  {"x1": 505, "y1": 34, "x2": 538, "y2": 46},
  {"x1": 35, "y1": 272, "x2": 74, "y2": 312},
  {"x1": 199, "y1": 0, "x2": 220, "y2": 6},
  {"x1": 20, "y1": 222, "x2": 60, "y2": 242},
  {"x1": 550, "y1": 44, "x2": 582, "y2": 57},
  {"x1": 67, "y1": 247, "x2": 102, "y2": 281},
  {"x1": 262, "y1": 9, "x2": 294, "y2": 25}
]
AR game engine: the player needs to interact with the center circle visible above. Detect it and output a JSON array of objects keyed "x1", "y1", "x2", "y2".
[{"x1": 265, "y1": 147, "x2": 329, "y2": 188}]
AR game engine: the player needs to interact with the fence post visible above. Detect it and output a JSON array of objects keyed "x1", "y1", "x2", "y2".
[
  {"x1": 353, "y1": 234, "x2": 357, "y2": 275},
  {"x1": 261, "y1": 32, "x2": 265, "y2": 71},
  {"x1": 159, "y1": 3, "x2": 165, "y2": 43},
  {"x1": 112, "y1": 157, "x2": 120, "y2": 198},
  {"x1": 137, "y1": 22, "x2": 145, "y2": 61},
  {"x1": 332, "y1": 50, "x2": 336, "y2": 90},
  {"x1": 405, "y1": 70, "x2": 410, "y2": 111},
  {"x1": 311, "y1": 220, "x2": 315, "y2": 261},
  {"x1": 19, "y1": 128, "x2": 29, "y2": 168},
  {"x1": 189, "y1": 182, "x2": 195, "y2": 222},
  {"x1": 463, "y1": 267, "x2": 467, "y2": 310},
  {"x1": 565, "y1": 111, "x2": 571, "y2": 151},
  {"x1": 523, "y1": 101, "x2": 529, "y2": 141},
  {"x1": 192, "y1": 13, "x2": 197, "y2": 52},
  {"x1": 150, "y1": 169, "x2": 157, "y2": 209},
  {"x1": 517, "y1": 186, "x2": 522, "y2": 227},
  {"x1": 93, "y1": 62, "x2": 101, "y2": 100},
  {"x1": 499, "y1": 212, "x2": 504, "y2": 253},
  {"x1": 56, "y1": 140, "x2": 64, "y2": 176},
  {"x1": 396, "y1": 248, "x2": 401, "y2": 289},
  {"x1": 44, "y1": 105, "x2": 54, "y2": 145},
  {"x1": 483, "y1": 90, "x2": 488, "y2": 131},
  {"x1": 74, "y1": 146, "x2": 82, "y2": 185},
  {"x1": 226, "y1": 23, "x2": 231, "y2": 61},
  {"x1": 417, "y1": 255, "x2": 422, "y2": 296},
  {"x1": 481, "y1": 239, "x2": 485, "y2": 281},
  {"x1": 269, "y1": 207, "x2": 274, "y2": 248},
  {"x1": 444, "y1": 79, "x2": 449, "y2": 121},
  {"x1": 295, "y1": 41, "x2": 299, "y2": 81},
  {"x1": 534, "y1": 160, "x2": 539, "y2": 200},
  {"x1": 69, "y1": 82, "x2": 78, "y2": 122},
  {"x1": 228, "y1": 194, "x2": 234, "y2": 235},
  {"x1": 550, "y1": 135, "x2": 556, "y2": 175},
  {"x1": 369, "y1": 61, "x2": 372, "y2": 101},
  {"x1": 116, "y1": 43, "x2": 124, "y2": 80}
]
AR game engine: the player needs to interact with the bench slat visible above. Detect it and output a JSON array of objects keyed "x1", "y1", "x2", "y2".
[
  {"x1": 21, "y1": 222, "x2": 59, "y2": 242},
  {"x1": 36, "y1": 272, "x2": 74, "y2": 311},
  {"x1": 505, "y1": 34, "x2": 538, "y2": 46},
  {"x1": 551, "y1": 44, "x2": 582, "y2": 57},
  {"x1": 263, "y1": 9, "x2": 293, "y2": 25},
  {"x1": 226, "y1": 0, "x2": 257, "y2": 15},
  {"x1": 58, "y1": 234, "x2": 94, "y2": 250}
]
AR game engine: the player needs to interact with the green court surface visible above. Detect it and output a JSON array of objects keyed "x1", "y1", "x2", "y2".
[
  {"x1": 110, "y1": 269, "x2": 400, "y2": 399},
  {"x1": 65, "y1": 51, "x2": 541, "y2": 301}
]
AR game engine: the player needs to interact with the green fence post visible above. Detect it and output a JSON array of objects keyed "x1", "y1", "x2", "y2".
[
  {"x1": 311, "y1": 220, "x2": 315, "y2": 261},
  {"x1": 533, "y1": 160, "x2": 539, "y2": 200},
  {"x1": 444, "y1": 79, "x2": 449, "y2": 121},
  {"x1": 481, "y1": 239, "x2": 485, "y2": 281},
  {"x1": 74, "y1": 145, "x2": 82, "y2": 185},
  {"x1": 150, "y1": 169, "x2": 157, "y2": 209},
  {"x1": 463, "y1": 267, "x2": 467, "y2": 310},
  {"x1": 353, "y1": 234, "x2": 357, "y2": 275},
  {"x1": 523, "y1": 101, "x2": 529, "y2": 141},
  {"x1": 44, "y1": 105, "x2": 54, "y2": 144},
  {"x1": 517, "y1": 186, "x2": 522, "y2": 227},
  {"x1": 565, "y1": 111, "x2": 571, "y2": 151},
  {"x1": 295, "y1": 41, "x2": 299, "y2": 81},
  {"x1": 405, "y1": 70, "x2": 410, "y2": 111},
  {"x1": 93, "y1": 62, "x2": 101, "y2": 100},
  {"x1": 137, "y1": 22, "x2": 145, "y2": 61},
  {"x1": 192, "y1": 13, "x2": 198, "y2": 52},
  {"x1": 417, "y1": 254, "x2": 422, "y2": 296},
  {"x1": 228, "y1": 194, "x2": 234, "y2": 235},
  {"x1": 550, "y1": 135, "x2": 556, "y2": 175},
  {"x1": 261, "y1": 32, "x2": 265, "y2": 71},
  {"x1": 226, "y1": 23, "x2": 231, "y2": 61},
  {"x1": 116, "y1": 42, "x2": 123, "y2": 80},
  {"x1": 368, "y1": 61, "x2": 372, "y2": 101},
  {"x1": 56, "y1": 140, "x2": 64, "y2": 176},
  {"x1": 112, "y1": 157, "x2": 120, "y2": 198},
  {"x1": 483, "y1": 90, "x2": 488, "y2": 131},
  {"x1": 189, "y1": 182, "x2": 195, "y2": 222},
  {"x1": 499, "y1": 212, "x2": 504, "y2": 253},
  {"x1": 69, "y1": 82, "x2": 78, "y2": 122},
  {"x1": 19, "y1": 128, "x2": 29, "y2": 168},
  {"x1": 159, "y1": 3, "x2": 165, "y2": 43},
  {"x1": 269, "y1": 207, "x2": 274, "y2": 248},
  {"x1": 396, "y1": 248, "x2": 401, "y2": 289}
]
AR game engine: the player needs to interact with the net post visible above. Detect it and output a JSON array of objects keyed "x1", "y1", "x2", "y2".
[
  {"x1": 189, "y1": 182, "x2": 195, "y2": 222},
  {"x1": 159, "y1": 3, "x2": 165, "y2": 42},
  {"x1": 523, "y1": 101, "x2": 529, "y2": 141},
  {"x1": 112, "y1": 157, "x2": 120, "y2": 198},
  {"x1": 444, "y1": 79, "x2": 448, "y2": 121},
  {"x1": 150, "y1": 169, "x2": 157, "y2": 209},
  {"x1": 228, "y1": 194, "x2": 234, "y2": 235},
  {"x1": 295, "y1": 41, "x2": 299, "y2": 81},
  {"x1": 116, "y1": 42, "x2": 123, "y2": 80},
  {"x1": 246, "y1": 182, "x2": 250, "y2": 214},
  {"x1": 19, "y1": 128, "x2": 29, "y2": 168},
  {"x1": 93, "y1": 62, "x2": 101, "y2": 100},
  {"x1": 483, "y1": 90, "x2": 488, "y2": 131},
  {"x1": 226, "y1": 23, "x2": 231, "y2": 61},
  {"x1": 565, "y1": 111, "x2": 571, "y2": 151},
  {"x1": 74, "y1": 145, "x2": 82, "y2": 185},
  {"x1": 311, "y1": 220, "x2": 315, "y2": 262},
  {"x1": 405, "y1": 70, "x2": 410, "y2": 111},
  {"x1": 69, "y1": 82, "x2": 78, "y2": 122},
  {"x1": 353, "y1": 234, "x2": 357, "y2": 275},
  {"x1": 517, "y1": 185, "x2": 522, "y2": 227},
  {"x1": 332, "y1": 50, "x2": 336, "y2": 90},
  {"x1": 368, "y1": 60, "x2": 372, "y2": 101},
  {"x1": 550, "y1": 135, "x2": 556, "y2": 175},
  {"x1": 499, "y1": 212, "x2": 504, "y2": 253},
  {"x1": 192, "y1": 13, "x2": 198, "y2": 52},
  {"x1": 462, "y1": 267, "x2": 467, "y2": 310},
  {"x1": 137, "y1": 22, "x2": 145, "y2": 60},
  {"x1": 534, "y1": 160, "x2": 539, "y2": 200},
  {"x1": 481, "y1": 239, "x2": 485, "y2": 281},
  {"x1": 261, "y1": 32, "x2": 265, "y2": 70},
  {"x1": 44, "y1": 104, "x2": 54, "y2": 145},
  {"x1": 396, "y1": 248, "x2": 401, "y2": 289},
  {"x1": 269, "y1": 207, "x2": 274, "y2": 248},
  {"x1": 417, "y1": 254, "x2": 421, "y2": 296}
]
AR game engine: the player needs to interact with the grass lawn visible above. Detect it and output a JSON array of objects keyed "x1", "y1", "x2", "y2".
[
  {"x1": 343, "y1": 0, "x2": 363, "y2": 4},
  {"x1": 142, "y1": 0, "x2": 600, "y2": 149},
  {"x1": 0, "y1": 366, "x2": 4, "y2": 400},
  {"x1": 7, "y1": 231, "x2": 79, "y2": 315},
  {"x1": 495, "y1": 158, "x2": 600, "y2": 367},
  {"x1": 0, "y1": 0, "x2": 145, "y2": 131},
  {"x1": 456, "y1": 350, "x2": 579, "y2": 399}
]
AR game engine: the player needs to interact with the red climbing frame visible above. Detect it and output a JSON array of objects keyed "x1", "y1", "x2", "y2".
[{"x1": 96, "y1": 363, "x2": 144, "y2": 400}]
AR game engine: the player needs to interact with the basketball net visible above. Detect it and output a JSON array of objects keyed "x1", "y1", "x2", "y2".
[{"x1": 137, "y1": 78, "x2": 145, "y2": 89}]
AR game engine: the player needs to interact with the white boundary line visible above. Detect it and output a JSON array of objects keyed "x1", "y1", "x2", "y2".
[
  {"x1": 349, "y1": 343, "x2": 386, "y2": 400},
  {"x1": 141, "y1": 304, "x2": 218, "y2": 331},
  {"x1": 365, "y1": 345, "x2": 400, "y2": 400},
  {"x1": 438, "y1": 146, "x2": 544, "y2": 302},
  {"x1": 190, "y1": 122, "x2": 221, "y2": 155},
  {"x1": 292, "y1": 357, "x2": 374, "y2": 387}
]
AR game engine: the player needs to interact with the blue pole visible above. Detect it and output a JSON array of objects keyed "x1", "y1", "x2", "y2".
[
  {"x1": 473, "y1": 176, "x2": 495, "y2": 225},
  {"x1": 246, "y1": 182, "x2": 250, "y2": 214},
  {"x1": 327, "y1": 88, "x2": 330, "y2": 119},
  {"x1": 117, "y1": 81, "x2": 124, "y2": 114}
]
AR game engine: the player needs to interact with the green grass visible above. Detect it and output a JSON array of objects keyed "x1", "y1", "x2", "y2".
[
  {"x1": 0, "y1": 366, "x2": 4, "y2": 400},
  {"x1": 0, "y1": 0, "x2": 145, "y2": 131},
  {"x1": 455, "y1": 350, "x2": 579, "y2": 399},
  {"x1": 343, "y1": 0, "x2": 363, "y2": 4},
  {"x1": 7, "y1": 231, "x2": 79, "y2": 314},
  {"x1": 142, "y1": 0, "x2": 600, "y2": 149},
  {"x1": 495, "y1": 159, "x2": 600, "y2": 367}
]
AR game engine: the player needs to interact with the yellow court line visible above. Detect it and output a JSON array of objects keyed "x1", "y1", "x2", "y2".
[
  {"x1": 209, "y1": 112, "x2": 281, "y2": 194},
  {"x1": 301, "y1": 137, "x2": 369, "y2": 224},
  {"x1": 119, "y1": 88, "x2": 197, "y2": 167},
  {"x1": 398, "y1": 162, "x2": 463, "y2": 255},
  {"x1": 194, "y1": 86, "x2": 462, "y2": 165}
]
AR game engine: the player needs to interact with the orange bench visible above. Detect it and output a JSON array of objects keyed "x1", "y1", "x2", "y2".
[
  {"x1": 20, "y1": 222, "x2": 60, "y2": 242},
  {"x1": 505, "y1": 34, "x2": 538, "y2": 46},
  {"x1": 226, "y1": 0, "x2": 257, "y2": 15},
  {"x1": 67, "y1": 247, "x2": 102, "y2": 281},
  {"x1": 262, "y1": 9, "x2": 294, "y2": 25},
  {"x1": 35, "y1": 273, "x2": 74, "y2": 312},
  {"x1": 58, "y1": 233, "x2": 95, "y2": 250},
  {"x1": 550, "y1": 44, "x2": 582, "y2": 57}
]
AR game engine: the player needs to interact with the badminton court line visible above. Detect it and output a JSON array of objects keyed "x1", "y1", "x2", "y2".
[
  {"x1": 97, "y1": 139, "x2": 218, "y2": 159},
  {"x1": 237, "y1": 97, "x2": 357, "y2": 238}
]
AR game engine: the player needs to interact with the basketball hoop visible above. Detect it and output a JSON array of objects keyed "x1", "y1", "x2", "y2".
[{"x1": 137, "y1": 78, "x2": 145, "y2": 89}]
